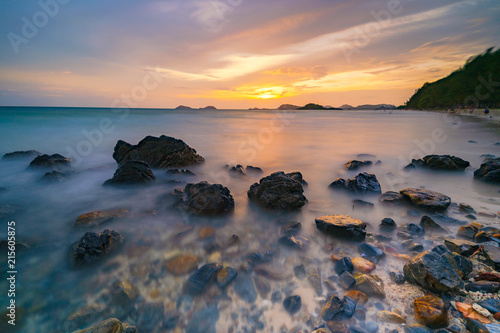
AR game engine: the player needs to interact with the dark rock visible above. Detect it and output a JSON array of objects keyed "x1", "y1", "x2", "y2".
[
  {"x1": 246, "y1": 165, "x2": 263, "y2": 174},
  {"x1": 130, "y1": 302, "x2": 169, "y2": 332},
  {"x1": 379, "y1": 191, "x2": 405, "y2": 204},
  {"x1": 404, "y1": 325, "x2": 433, "y2": 333},
  {"x1": 166, "y1": 169, "x2": 195, "y2": 176},
  {"x1": 420, "y1": 216, "x2": 447, "y2": 234},
  {"x1": 414, "y1": 295, "x2": 448, "y2": 328},
  {"x1": 334, "y1": 257, "x2": 354, "y2": 275},
  {"x1": 453, "y1": 254, "x2": 473, "y2": 278},
  {"x1": 459, "y1": 203, "x2": 476, "y2": 213},
  {"x1": 185, "y1": 263, "x2": 222, "y2": 294},
  {"x1": 344, "y1": 160, "x2": 373, "y2": 171},
  {"x1": 465, "y1": 281, "x2": 500, "y2": 293},
  {"x1": 444, "y1": 238, "x2": 479, "y2": 256},
  {"x1": 389, "y1": 271, "x2": 405, "y2": 284},
  {"x1": 365, "y1": 321, "x2": 379, "y2": 333},
  {"x1": 74, "y1": 208, "x2": 129, "y2": 228},
  {"x1": 315, "y1": 215, "x2": 367, "y2": 241},
  {"x1": 73, "y1": 318, "x2": 136, "y2": 333},
  {"x1": 400, "y1": 188, "x2": 451, "y2": 211},
  {"x1": 403, "y1": 245, "x2": 462, "y2": 293},
  {"x1": 271, "y1": 290, "x2": 283, "y2": 303},
  {"x1": 358, "y1": 243, "x2": 385, "y2": 263},
  {"x1": 465, "y1": 318, "x2": 490, "y2": 333},
  {"x1": 225, "y1": 164, "x2": 245, "y2": 177},
  {"x1": 457, "y1": 224, "x2": 479, "y2": 239},
  {"x1": 481, "y1": 243, "x2": 500, "y2": 270},
  {"x1": 474, "y1": 157, "x2": 500, "y2": 183},
  {"x1": 110, "y1": 280, "x2": 138, "y2": 307},
  {"x1": 325, "y1": 321, "x2": 349, "y2": 333},
  {"x1": 278, "y1": 235, "x2": 308, "y2": 250},
  {"x1": 408, "y1": 223, "x2": 425, "y2": 237},
  {"x1": 475, "y1": 227, "x2": 500, "y2": 244},
  {"x1": 112, "y1": 135, "x2": 204, "y2": 168},
  {"x1": 293, "y1": 264, "x2": 306, "y2": 280},
  {"x1": 234, "y1": 272, "x2": 257, "y2": 303},
  {"x1": 329, "y1": 172, "x2": 382, "y2": 195},
  {"x1": 408, "y1": 243, "x2": 424, "y2": 252},
  {"x1": 70, "y1": 229, "x2": 123, "y2": 266},
  {"x1": 40, "y1": 170, "x2": 73, "y2": 183},
  {"x1": 353, "y1": 199, "x2": 374, "y2": 209},
  {"x1": 414, "y1": 155, "x2": 470, "y2": 171},
  {"x1": 380, "y1": 218, "x2": 397, "y2": 231},
  {"x1": 283, "y1": 295, "x2": 301, "y2": 315},
  {"x1": 397, "y1": 231, "x2": 412, "y2": 239},
  {"x1": 178, "y1": 181, "x2": 234, "y2": 216},
  {"x1": 430, "y1": 214, "x2": 467, "y2": 226},
  {"x1": 352, "y1": 273, "x2": 385, "y2": 298},
  {"x1": 321, "y1": 296, "x2": 343, "y2": 320},
  {"x1": 216, "y1": 266, "x2": 237, "y2": 288},
  {"x1": 308, "y1": 268, "x2": 323, "y2": 296},
  {"x1": 374, "y1": 234, "x2": 392, "y2": 243},
  {"x1": 478, "y1": 298, "x2": 500, "y2": 314},
  {"x1": 185, "y1": 304, "x2": 219, "y2": 333},
  {"x1": 281, "y1": 221, "x2": 302, "y2": 236},
  {"x1": 247, "y1": 171, "x2": 307, "y2": 210},
  {"x1": 2, "y1": 150, "x2": 40, "y2": 159},
  {"x1": 104, "y1": 160, "x2": 155, "y2": 185},
  {"x1": 339, "y1": 271, "x2": 356, "y2": 289},
  {"x1": 248, "y1": 250, "x2": 274, "y2": 267},
  {"x1": 28, "y1": 153, "x2": 70, "y2": 170}
]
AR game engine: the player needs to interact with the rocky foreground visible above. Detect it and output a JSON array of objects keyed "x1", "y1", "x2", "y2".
[{"x1": 2, "y1": 139, "x2": 500, "y2": 333}]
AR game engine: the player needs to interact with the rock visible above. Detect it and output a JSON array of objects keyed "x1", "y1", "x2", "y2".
[
  {"x1": 453, "y1": 254, "x2": 473, "y2": 278},
  {"x1": 351, "y1": 257, "x2": 376, "y2": 273},
  {"x1": 271, "y1": 290, "x2": 283, "y2": 303},
  {"x1": 365, "y1": 321, "x2": 379, "y2": 333},
  {"x1": 112, "y1": 135, "x2": 204, "y2": 168},
  {"x1": 380, "y1": 218, "x2": 397, "y2": 231},
  {"x1": 278, "y1": 235, "x2": 308, "y2": 250},
  {"x1": 293, "y1": 264, "x2": 306, "y2": 280},
  {"x1": 466, "y1": 318, "x2": 491, "y2": 333},
  {"x1": 40, "y1": 170, "x2": 73, "y2": 183},
  {"x1": 405, "y1": 325, "x2": 433, "y2": 333},
  {"x1": 325, "y1": 321, "x2": 349, "y2": 333},
  {"x1": 67, "y1": 303, "x2": 107, "y2": 330},
  {"x1": 458, "y1": 224, "x2": 479, "y2": 239},
  {"x1": 166, "y1": 255, "x2": 198, "y2": 275},
  {"x1": 474, "y1": 158, "x2": 500, "y2": 183},
  {"x1": 70, "y1": 229, "x2": 124, "y2": 266},
  {"x1": 73, "y1": 318, "x2": 136, "y2": 333},
  {"x1": 389, "y1": 271, "x2": 405, "y2": 284},
  {"x1": 315, "y1": 215, "x2": 367, "y2": 241},
  {"x1": 420, "y1": 216, "x2": 447, "y2": 233},
  {"x1": 430, "y1": 213, "x2": 467, "y2": 225},
  {"x1": 216, "y1": 267, "x2": 237, "y2": 288},
  {"x1": 482, "y1": 243, "x2": 500, "y2": 270},
  {"x1": 329, "y1": 172, "x2": 382, "y2": 195},
  {"x1": 166, "y1": 169, "x2": 195, "y2": 176},
  {"x1": 234, "y1": 272, "x2": 257, "y2": 303},
  {"x1": 334, "y1": 257, "x2": 354, "y2": 275},
  {"x1": 353, "y1": 199, "x2": 374, "y2": 209},
  {"x1": 28, "y1": 153, "x2": 71, "y2": 170},
  {"x1": 408, "y1": 243, "x2": 424, "y2": 252},
  {"x1": 352, "y1": 273, "x2": 385, "y2": 298},
  {"x1": 179, "y1": 182, "x2": 234, "y2": 216},
  {"x1": 246, "y1": 165, "x2": 263, "y2": 174},
  {"x1": 444, "y1": 238, "x2": 479, "y2": 256},
  {"x1": 198, "y1": 226, "x2": 216, "y2": 240},
  {"x1": 465, "y1": 281, "x2": 500, "y2": 293},
  {"x1": 478, "y1": 299, "x2": 500, "y2": 314},
  {"x1": 339, "y1": 271, "x2": 356, "y2": 289},
  {"x1": 281, "y1": 221, "x2": 302, "y2": 236},
  {"x1": 477, "y1": 272, "x2": 500, "y2": 283},
  {"x1": 379, "y1": 191, "x2": 405, "y2": 204},
  {"x1": 408, "y1": 223, "x2": 425, "y2": 237},
  {"x1": 185, "y1": 304, "x2": 219, "y2": 333},
  {"x1": 104, "y1": 160, "x2": 155, "y2": 185},
  {"x1": 247, "y1": 171, "x2": 307, "y2": 210},
  {"x1": 460, "y1": 203, "x2": 476, "y2": 213},
  {"x1": 358, "y1": 243, "x2": 385, "y2": 263},
  {"x1": 131, "y1": 302, "x2": 176, "y2": 332},
  {"x1": 344, "y1": 160, "x2": 373, "y2": 171},
  {"x1": 111, "y1": 280, "x2": 139, "y2": 307},
  {"x1": 2, "y1": 150, "x2": 40, "y2": 159},
  {"x1": 413, "y1": 295, "x2": 448, "y2": 328},
  {"x1": 399, "y1": 188, "x2": 451, "y2": 211},
  {"x1": 74, "y1": 209, "x2": 129, "y2": 228},
  {"x1": 456, "y1": 303, "x2": 491, "y2": 324},
  {"x1": 322, "y1": 295, "x2": 357, "y2": 321},
  {"x1": 377, "y1": 310, "x2": 406, "y2": 324},
  {"x1": 403, "y1": 245, "x2": 462, "y2": 293},
  {"x1": 412, "y1": 155, "x2": 470, "y2": 171},
  {"x1": 185, "y1": 263, "x2": 222, "y2": 294},
  {"x1": 283, "y1": 295, "x2": 301, "y2": 315},
  {"x1": 308, "y1": 268, "x2": 323, "y2": 296},
  {"x1": 247, "y1": 250, "x2": 274, "y2": 267},
  {"x1": 344, "y1": 290, "x2": 368, "y2": 305},
  {"x1": 253, "y1": 275, "x2": 271, "y2": 298}
]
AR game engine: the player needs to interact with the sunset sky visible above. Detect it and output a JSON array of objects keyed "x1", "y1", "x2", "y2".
[{"x1": 0, "y1": 0, "x2": 499, "y2": 108}]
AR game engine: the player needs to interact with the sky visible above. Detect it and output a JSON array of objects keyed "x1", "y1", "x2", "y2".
[{"x1": 0, "y1": 0, "x2": 499, "y2": 109}]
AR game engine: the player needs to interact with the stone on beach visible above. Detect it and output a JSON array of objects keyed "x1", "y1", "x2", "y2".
[
  {"x1": 444, "y1": 238, "x2": 479, "y2": 256},
  {"x1": 413, "y1": 295, "x2": 448, "y2": 328},
  {"x1": 344, "y1": 160, "x2": 373, "y2": 171},
  {"x1": 104, "y1": 160, "x2": 155, "y2": 185},
  {"x1": 166, "y1": 254, "x2": 198, "y2": 275},
  {"x1": 28, "y1": 153, "x2": 71, "y2": 170},
  {"x1": 283, "y1": 295, "x2": 302, "y2": 315},
  {"x1": 351, "y1": 257, "x2": 376, "y2": 273},
  {"x1": 329, "y1": 172, "x2": 382, "y2": 195},
  {"x1": 315, "y1": 215, "x2": 367, "y2": 241},
  {"x1": 179, "y1": 181, "x2": 234, "y2": 216},
  {"x1": 351, "y1": 273, "x2": 385, "y2": 298},
  {"x1": 185, "y1": 263, "x2": 222, "y2": 294},
  {"x1": 377, "y1": 310, "x2": 406, "y2": 324},
  {"x1": 70, "y1": 229, "x2": 124, "y2": 266},
  {"x1": 474, "y1": 157, "x2": 500, "y2": 183},
  {"x1": 410, "y1": 155, "x2": 470, "y2": 171},
  {"x1": 74, "y1": 208, "x2": 129, "y2": 227},
  {"x1": 399, "y1": 188, "x2": 451, "y2": 211},
  {"x1": 112, "y1": 135, "x2": 204, "y2": 168},
  {"x1": 379, "y1": 191, "x2": 405, "y2": 204}
]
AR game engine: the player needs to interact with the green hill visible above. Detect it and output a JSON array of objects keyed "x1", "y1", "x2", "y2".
[{"x1": 404, "y1": 47, "x2": 500, "y2": 109}]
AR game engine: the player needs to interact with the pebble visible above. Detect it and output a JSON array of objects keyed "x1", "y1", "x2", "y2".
[{"x1": 283, "y1": 295, "x2": 301, "y2": 315}]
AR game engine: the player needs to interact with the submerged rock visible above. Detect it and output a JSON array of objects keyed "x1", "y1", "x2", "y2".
[
  {"x1": 73, "y1": 318, "x2": 136, "y2": 333},
  {"x1": 411, "y1": 155, "x2": 470, "y2": 171},
  {"x1": 420, "y1": 215, "x2": 447, "y2": 234},
  {"x1": 344, "y1": 160, "x2": 373, "y2": 171},
  {"x1": 308, "y1": 268, "x2": 323, "y2": 296},
  {"x1": 379, "y1": 191, "x2": 405, "y2": 204},
  {"x1": 74, "y1": 209, "x2": 129, "y2": 228},
  {"x1": 351, "y1": 257, "x2": 376, "y2": 273},
  {"x1": 104, "y1": 160, "x2": 155, "y2": 185},
  {"x1": 465, "y1": 281, "x2": 500, "y2": 293},
  {"x1": 329, "y1": 172, "x2": 382, "y2": 195},
  {"x1": 40, "y1": 170, "x2": 74, "y2": 183},
  {"x1": 166, "y1": 169, "x2": 195, "y2": 176},
  {"x1": 28, "y1": 153, "x2": 71, "y2": 170},
  {"x1": 225, "y1": 164, "x2": 245, "y2": 177},
  {"x1": 179, "y1": 181, "x2": 234, "y2": 216},
  {"x1": 185, "y1": 263, "x2": 222, "y2": 294},
  {"x1": 377, "y1": 310, "x2": 406, "y2": 324},
  {"x1": 351, "y1": 273, "x2": 385, "y2": 298},
  {"x1": 399, "y1": 188, "x2": 451, "y2": 211},
  {"x1": 358, "y1": 243, "x2": 385, "y2": 263},
  {"x1": 278, "y1": 235, "x2": 308, "y2": 250},
  {"x1": 246, "y1": 165, "x2": 263, "y2": 174},
  {"x1": 2, "y1": 150, "x2": 40, "y2": 160},
  {"x1": 166, "y1": 254, "x2": 198, "y2": 275},
  {"x1": 334, "y1": 257, "x2": 354, "y2": 275},
  {"x1": 481, "y1": 243, "x2": 500, "y2": 270},
  {"x1": 413, "y1": 295, "x2": 448, "y2": 328},
  {"x1": 281, "y1": 221, "x2": 302, "y2": 236},
  {"x1": 474, "y1": 157, "x2": 500, "y2": 183},
  {"x1": 185, "y1": 304, "x2": 219, "y2": 333},
  {"x1": 216, "y1": 266, "x2": 237, "y2": 288},
  {"x1": 322, "y1": 295, "x2": 357, "y2": 321},
  {"x1": 315, "y1": 215, "x2": 367, "y2": 241},
  {"x1": 247, "y1": 171, "x2": 307, "y2": 210},
  {"x1": 234, "y1": 272, "x2": 257, "y2": 303},
  {"x1": 70, "y1": 229, "x2": 124, "y2": 266},
  {"x1": 283, "y1": 295, "x2": 302, "y2": 315},
  {"x1": 380, "y1": 218, "x2": 397, "y2": 231},
  {"x1": 112, "y1": 135, "x2": 204, "y2": 168}
]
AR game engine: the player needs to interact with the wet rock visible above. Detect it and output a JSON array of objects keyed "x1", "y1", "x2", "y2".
[
  {"x1": 457, "y1": 303, "x2": 491, "y2": 324},
  {"x1": 247, "y1": 250, "x2": 274, "y2": 267},
  {"x1": 477, "y1": 272, "x2": 500, "y2": 282},
  {"x1": 178, "y1": 181, "x2": 234, "y2": 216},
  {"x1": 166, "y1": 169, "x2": 195, "y2": 176},
  {"x1": 334, "y1": 257, "x2": 354, "y2": 275},
  {"x1": 475, "y1": 227, "x2": 500, "y2": 243},
  {"x1": 413, "y1": 295, "x2": 448, "y2": 328},
  {"x1": 308, "y1": 268, "x2": 323, "y2": 296},
  {"x1": 339, "y1": 271, "x2": 356, "y2": 289},
  {"x1": 73, "y1": 318, "x2": 136, "y2": 333},
  {"x1": 444, "y1": 238, "x2": 479, "y2": 256},
  {"x1": 74, "y1": 209, "x2": 129, "y2": 228},
  {"x1": 185, "y1": 263, "x2": 222, "y2": 294},
  {"x1": 70, "y1": 229, "x2": 124, "y2": 266},
  {"x1": 380, "y1": 218, "x2": 397, "y2": 231},
  {"x1": 403, "y1": 245, "x2": 462, "y2": 293},
  {"x1": 104, "y1": 160, "x2": 155, "y2": 185},
  {"x1": 198, "y1": 226, "x2": 216, "y2": 240},
  {"x1": 325, "y1": 321, "x2": 349, "y2": 333},
  {"x1": 405, "y1": 325, "x2": 433, "y2": 333},
  {"x1": 40, "y1": 170, "x2": 74, "y2": 183},
  {"x1": 365, "y1": 321, "x2": 379, "y2": 333},
  {"x1": 329, "y1": 172, "x2": 382, "y2": 195},
  {"x1": 352, "y1": 273, "x2": 385, "y2": 298},
  {"x1": 453, "y1": 254, "x2": 473, "y2": 278},
  {"x1": 110, "y1": 280, "x2": 139, "y2": 307},
  {"x1": 420, "y1": 216, "x2": 446, "y2": 234},
  {"x1": 293, "y1": 264, "x2": 306, "y2": 280},
  {"x1": 408, "y1": 223, "x2": 425, "y2": 237},
  {"x1": 482, "y1": 243, "x2": 500, "y2": 270},
  {"x1": 279, "y1": 235, "x2": 308, "y2": 250},
  {"x1": 478, "y1": 299, "x2": 500, "y2": 314},
  {"x1": 322, "y1": 295, "x2": 357, "y2": 321},
  {"x1": 28, "y1": 153, "x2": 71, "y2": 170},
  {"x1": 352, "y1": 257, "x2": 376, "y2": 273},
  {"x1": 246, "y1": 165, "x2": 263, "y2": 174},
  {"x1": 185, "y1": 304, "x2": 219, "y2": 333},
  {"x1": 412, "y1": 155, "x2": 470, "y2": 171},
  {"x1": 374, "y1": 234, "x2": 392, "y2": 243},
  {"x1": 216, "y1": 266, "x2": 237, "y2": 288},
  {"x1": 465, "y1": 281, "x2": 500, "y2": 293},
  {"x1": 400, "y1": 188, "x2": 451, "y2": 211},
  {"x1": 130, "y1": 302, "x2": 172, "y2": 332},
  {"x1": 344, "y1": 160, "x2": 373, "y2": 171},
  {"x1": 281, "y1": 221, "x2": 302, "y2": 236},
  {"x1": 358, "y1": 243, "x2": 385, "y2": 263},
  {"x1": 247, "y1": 171, "x2": 307, "y2": 210},
  {"x1": 283, "y1": 295, "x2": 301, "y2": 315},
  {"x1": 344, "y1": 290, "x2": 368, "y2": 305},
  {"x1": 112, "y1": 135, "x2": 204, "y2": 168},
  {"x1": 353, "y1": 199, "x2": 374, "y2": 209},
  {"x1": 225, "y1": 164, "x2": 245, "y2": 177},
  {"x1": 474, "y1": 157, "x2": 500, "y2": 183},
  {"x1": 458, "y1": 224, "x2": 479, "y2": 239},
  {"x1": 166, "y1": 254, "x2": 198, "y2": 275},
  {"x1": 460, "y1": 203, "x2": 476, "y2": 214},
  {"x1": 234, "y1": 272, "x2": 257, "y2": 303},
  {"x1": 315, "y1": 215, "x2": 367, "y2": 241},
  {"x1": 271, "y1": 290, "x2": 283, "y2": 303},
  {"x1": 377, "y1": 310, "x2": 406, "y2": 324},
  {"x1": 389, "y1": 271, "x2": 405, "y2": 284},
  {"x1": 379, "y1": 191, "x2": 405, "y2": 204},
  {"x1": 67, "y1": 303, "x2": 107, "y2": 330},
  {"x1": 2, "y1": 150, "x2": 40, "y2": 159},
  {"x1": 408, "y1": 243, "x2": 424, "y2": 253}
]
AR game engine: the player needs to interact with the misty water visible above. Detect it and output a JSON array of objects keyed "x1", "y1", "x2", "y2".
[{"x1": 0, "y1": 107, "x2": 500, "y2": 332}]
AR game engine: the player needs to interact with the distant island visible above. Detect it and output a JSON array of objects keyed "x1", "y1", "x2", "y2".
[
  {"x1": 404, "y1": 47, "x2": 499, "y2": 109},
  {"x1": 175, "y1": 103, "x2": 397, "y2": 111},
  {"x1": 175, "y1": 105, "x2": 218, "y2": 110}
]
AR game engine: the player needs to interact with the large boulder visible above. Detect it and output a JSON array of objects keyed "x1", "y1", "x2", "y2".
[
  {"x1": 178, "y1": 182, "x2": 234, "y2": 216},
  {"x1": 344, "y1": 160, "x2": 372, "y2": 171},
  {"x1": 403, "y1": 245, "x2": 463, "y2": 293},
  {"x1": 247, "y1": 171, "x2": 307, "y2": 210},
  {"x1": 399, "y1": 188, "x2": 451, "y2": 211},
  {"x1": 315, "y1": 215, "x2": 367, "y2": 241},
  {"x1": 413, "y1": 295, "x2": 448, "y2": 329},
  {"x1": 329, "y1": 172, "x2": 381, "y2": 195},
  {"x1": 2, "y1": 150, "x2": 40, "y2": 160},
  {"x1": 410, "y1": 155, "x2": 470, "y2": 171},
  {"x1": 28, "y1": 153, "x2": 71, "y2": 170},
  {"x1": 70, "y1": 229, "x2": 124, "y2": 266},
  {"x1": 474, "y1": 158, "x2": 500, "y2": 183},
  {"x1": 104, "y1": 160, "x2": 155, "y2": 185},
  {"x1": 112, "y1": 135, "x2": 204, "y2": 168}
]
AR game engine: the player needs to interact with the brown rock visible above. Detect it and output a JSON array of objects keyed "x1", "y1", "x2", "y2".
[
  {"x1": 414, "y1": 295, "x2": 448, "y2": 328},
  {"x1": 344, "y1": 290, "x2": 368, "y2": 305},
  {"x1": 477, "y1": 272, "x2": 500, "y2": 283},
  {"x1": 166, "y1": 255, "x2": 198, "y2": 275},
  {"x1": 377, "y1": 310, "x2": 406, "y2": 324},
  {"x1": 455, "y1": 302, "x2": 491, "y2": 324},
  {"x1": 73, "y1": 318, "x2": 136, "y2": 333},
  {"x1": 199, "y1": 226, "x2": 216, "y2": 240},
  {"x1": 352, "y1": 273, "x2": 385, "y2": 298},
  {"x1": 74, "y1": 209, "x2": 129, "y2": 227},
  {"x1": 325, "y1": 321, "x2": 349, "y2": 333},
  {"x1": 351, "y1": 257, "x2": 376, "y2": 273}
]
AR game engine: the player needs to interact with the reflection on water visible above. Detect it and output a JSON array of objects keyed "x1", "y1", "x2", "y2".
[{"x1": 0, "y1": 107, "x2": 499, "y2": 332}]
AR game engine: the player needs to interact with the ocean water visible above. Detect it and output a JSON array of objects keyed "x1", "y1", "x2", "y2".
[{"x1": 0, "y1": 107, "x2": 499, "y2": 332}]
